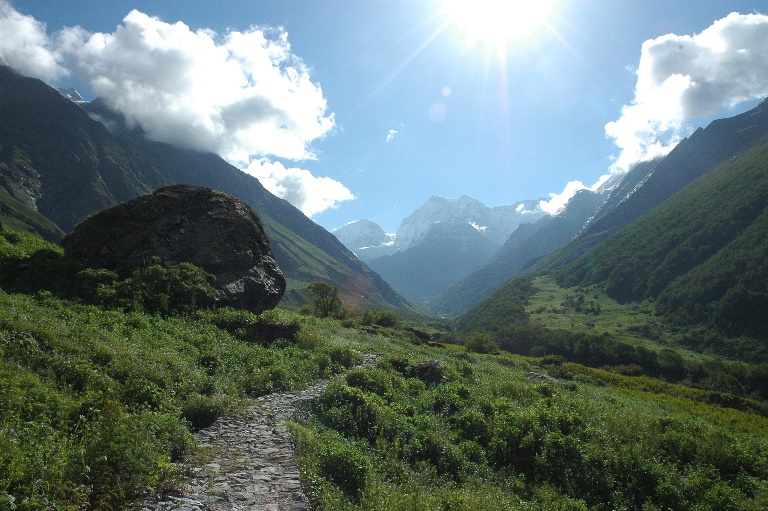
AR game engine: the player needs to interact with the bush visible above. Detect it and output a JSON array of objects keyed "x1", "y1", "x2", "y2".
[
  {"x1": 345, "y1": 367, "x2": 397, "y2": 397},
  {"x1": 206, "y1": 308, "x2": 300, "y2": 346},
  {"x1": 464, "y1": 331, "x2": 499, "y2": 354},
  {"x1": 318, "y1": 436, "x2": 371, "y2": 501},
  {"x1": 359, "y1": 310, "x2": 400, "y2": 328},
  {"x1": 315, "y1": 382, "x2": 381, "y2": 440},
  {"x1": 80, "y1": 406, "x2": 192, "y2": 508},
  {"x1": 328, "y1": 346, "x2": 362, "y2": 369},
  {"x1": 75, "y1": 260, "x2": 219, "y2": 315},
  {"x1": 181, "y1": 394, "x2": 230, "y2": 431}
]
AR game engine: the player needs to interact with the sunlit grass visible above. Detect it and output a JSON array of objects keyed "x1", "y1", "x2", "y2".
[
  {"x1": 526, "y1": 275, "x2": 715, "y2": 361},
  {"x1": 2, "y1": 229, "x2": 767, "y2": 509}
]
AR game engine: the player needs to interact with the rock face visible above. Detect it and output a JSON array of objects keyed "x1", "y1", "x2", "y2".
[{"x1": 63, "y1": 185, "x2": 286, "y2": 313}]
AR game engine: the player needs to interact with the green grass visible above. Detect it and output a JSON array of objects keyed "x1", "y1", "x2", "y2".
[
  {"x1": 1, "y1": 228, "x2": 767, "y2": 510},
  {"x1": 527, "y1": 276, "x2": 662, "y2": 340},
  {"x1": 0, "y1": 291, "x2": 359, "y2": 509},
  {"x1": 526, "y1": 275, "x2": 703, "y2": 357},
  {"x1": 291, "y1": 338, "x2": 768, "y2": 510}
]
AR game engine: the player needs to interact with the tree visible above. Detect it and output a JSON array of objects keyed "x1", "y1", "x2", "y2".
[{"x1": 306, "y1": 281, "x2": 345, "y2": 318}]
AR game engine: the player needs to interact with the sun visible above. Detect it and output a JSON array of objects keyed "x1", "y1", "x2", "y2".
[{"x1": 441, "y1": 0, "x2": 554, "y2": 49}]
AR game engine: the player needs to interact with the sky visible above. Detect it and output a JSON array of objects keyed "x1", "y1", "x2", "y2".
[{"x1": 1, "y1": 1, "x2": 768, "y2": 233}]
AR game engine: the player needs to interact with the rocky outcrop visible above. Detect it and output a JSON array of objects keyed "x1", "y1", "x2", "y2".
[{"x1": 62, "y1": 185, "x2": 285, "y2": 313}]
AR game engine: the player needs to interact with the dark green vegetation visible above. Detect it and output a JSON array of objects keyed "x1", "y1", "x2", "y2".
[
  {"x1": 2, "y1": 227, "x2": 767, "y2": 510},
  {"x1": 0, "y1": 65, "x2": 410, "y2": 311},
  {"x1": 459, "y1": 275, "x2": 768, "y2": 410},
  {"x1": 549, "y1": 138, "x2": 768, "y2": 358},
  {"x1": 0, "y1": 229, "x2": 361, "y2": 509},
  {"x1": 293, "y1": 334, "x2": 768, "y2": 510},
  {"x1": 454, "y1": 137, "x2": 768, "y2": 405}
]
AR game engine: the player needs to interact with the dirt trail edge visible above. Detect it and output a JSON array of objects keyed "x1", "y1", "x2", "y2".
[{"x1": 135, "y1": 353, "x2": 377, "y2": 511}]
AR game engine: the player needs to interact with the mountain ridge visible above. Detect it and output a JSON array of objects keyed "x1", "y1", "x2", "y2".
[
  {"x1": 458, "y1": 119, "x2": 768, "y2": 362},
  {"x1": 0, "y1": 66, "x2": 412, "y2": 311},
  {"x1": 430, "y1": 187, "x2": 608, "y2": 314},
  {"x1": 334, "y1": 194, "x2": 545, "y2": 305},
  {"x1": 434, "y1": 98, "x2": 768, "y2": 315}
]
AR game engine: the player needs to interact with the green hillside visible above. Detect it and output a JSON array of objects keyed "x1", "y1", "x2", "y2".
[
  {"x1": 0, "y1": 66, "x2": 411, "y2": 312},
  {"x1": 464, "y1": 138, "x2": 768, "y2": 351},
  {"x1": 1, "y1": 227, "x2": 766, "y2": 510},
  {"x1": 555, "y1": 138, "x2": 768, "y2": 341},
  {"x1": 455, "y1": 138, "x2": 768, "y2": 411}
]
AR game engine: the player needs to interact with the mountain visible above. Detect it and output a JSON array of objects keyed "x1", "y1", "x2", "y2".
[
  {"x1": 430, "y1": 188, "x2": 608, "y2": 314},
  {"x1": 439, "y1": 99, "x2": 768, "y2": 316},
  {"x1": 0, "y1": 66, "x2": 412, "y2": 311},
  {"x1": 535, "y1": 98, "x2": 768, "y2": 276},
  {"x1": 459, "y1": 112, "x2": 768, "y2": 361},
  {"x1": 332, "y1": 219, "x2": 397, "y2": 260},
  {"x1": 556, "y1": 137, "x2": 768, "y2": 331},
  {"x1": 393, "y1": 195, "x2": 542, "y2": 249},
  {"x1": 582, "y1": 158, "x2": 661, "y2": 231},
  {"x1": 366, "y1": 220, "x2": 499, "y2": 303},
  {"x1": 581, "y1": 98, "x2": 768, "y2": 241},
  {"x1": 345, "y1": 195, "x2": 545, "y2": 304}
]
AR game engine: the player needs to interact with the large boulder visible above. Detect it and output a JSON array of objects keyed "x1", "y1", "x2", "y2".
[{"x1": 63, "y1": 185, "x2": 286, "y2": 312}]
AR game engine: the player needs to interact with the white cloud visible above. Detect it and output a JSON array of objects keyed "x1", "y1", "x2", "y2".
[
  {"x1": 606, "y1": 12, "x2": 768, "y2": 172},
  {"x1": 538, "y1": 180, "x2": 588, "y2": 215},
  {"x1": 60, "y1": 10, "x2": 335, "y2": 164},
  {"x1": 0, "y1": 0, "x2": 66, "y2": 80},
  {"x1": 244, "y1": 159, "x2": 354, "y2": 217},
  {"x1": 386, "y1": 129, "x2": 399, "y2": 142},
  {"x1": 0, "y1": 3, "x2": 347, "y2": 216}
]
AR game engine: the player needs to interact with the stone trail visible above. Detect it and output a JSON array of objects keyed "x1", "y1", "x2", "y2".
[{"x1": 136, "y1": 354, "x2": 377, "y2": 511}]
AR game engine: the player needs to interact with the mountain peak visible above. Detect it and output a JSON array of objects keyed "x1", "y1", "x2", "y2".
[
  {"x1": 333, "y1": 219, "x2": 395, "y2": 258},
  {"x1": 395, "y1": 194, "x2": 544, "y2": 248}
]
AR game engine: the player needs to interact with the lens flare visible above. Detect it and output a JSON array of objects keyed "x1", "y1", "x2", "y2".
[{"x1": 442, "y1": 0, "x2": 554, "y2": 48}]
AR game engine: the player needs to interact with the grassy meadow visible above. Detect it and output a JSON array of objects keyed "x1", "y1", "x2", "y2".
[{"x1": 1, "y1": 228, "x2": 767, "y2": 510}]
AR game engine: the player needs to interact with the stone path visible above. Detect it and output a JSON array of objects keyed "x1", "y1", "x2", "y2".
[{"x1": 135, "y1": 354, "x2": 377, "y2": 511}]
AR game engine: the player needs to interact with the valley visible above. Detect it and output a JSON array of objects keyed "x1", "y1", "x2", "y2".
[{"x1": 1, "y1": 39, "x2": 768, "y2": 510}]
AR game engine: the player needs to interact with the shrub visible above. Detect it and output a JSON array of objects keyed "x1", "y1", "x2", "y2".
[
  {"x1": 205, "y1": 308, "x2": 300, "y2": 346},
  {"x1": 317, "y1": 436, "x2": 371, "y2": 501},
  {"x1": 328, "y1": 346, "x2": 362, "y2": 369},
  {"x1": 316, "y1": 382, "x2": 381, "y2": 440},
  {"x1": 464, "y1": 331, "x2": 499, "y2": 354},
  {"x1": 181, "y1": 394, "x2": 230, "y2": 431},
  {"x1": 411, "y1": 360, "x2": 445, "y2": 386},
  {"x1": 345, "y1": 367, "x2": 397, "y2": 397},
  {"x1": 80, "y1": 406, "x2": 192, "y2": 508},
  {"x1": 359, "y1": 309, "x2": 400, "y2": 328},
  {"x1": 76, "y1": 260, "x2": 219, "y2": 315}
]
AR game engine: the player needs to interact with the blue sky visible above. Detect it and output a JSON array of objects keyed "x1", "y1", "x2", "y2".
[{"x1": 2, "y1": 1, "x2": 767, "y2": 232}]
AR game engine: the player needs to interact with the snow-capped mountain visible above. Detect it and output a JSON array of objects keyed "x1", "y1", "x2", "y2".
[
  {"x1": 394, "y1": 195, "x2": 543, "y2": 249},
  {"x1": 334, "y1": 194, "x2": 547, "y2": 304},
  {"x1": 334, "y1": 195, "x2": 545, "y2": 264},
  {"x1": 333, "y1": 219, "x2": 397, "y2": 260}
]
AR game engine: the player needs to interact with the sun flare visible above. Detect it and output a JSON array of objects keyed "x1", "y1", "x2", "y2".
[{"x1": 442, "y1": 0, "x2": 554, "y2": 48}]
